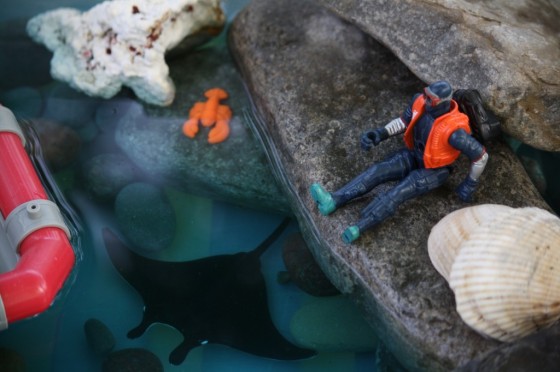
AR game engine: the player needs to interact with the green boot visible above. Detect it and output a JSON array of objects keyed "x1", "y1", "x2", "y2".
[
  {"x1": 310, "y1": 183, "x2": 336, "y2": 215},
  {"x1": 342, "y1": 225, "x2": 360, "y2": 244}
]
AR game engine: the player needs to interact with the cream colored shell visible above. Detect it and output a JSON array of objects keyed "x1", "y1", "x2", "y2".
[
  {"x1": 428, "y1": 204, "x2": 513, "y2": 281},
  {"x1": 428, "y1": 205, "x2": 560, "y2": 342}
]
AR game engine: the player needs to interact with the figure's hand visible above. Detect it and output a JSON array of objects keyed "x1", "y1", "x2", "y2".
[
  {"x1": 456, "y1": 177, "x2": 478, "y2": 202},
  {"x1": 360, "y1": 128, "x2": 387, "y2": 151}
]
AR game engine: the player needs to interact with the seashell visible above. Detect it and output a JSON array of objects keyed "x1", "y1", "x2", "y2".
[
  {"x1": 428, "y1": 204, "x2": 513, "y2": 281},
  {"x1": 428, "y1": 205, "x2": 560, "y2": 342}
]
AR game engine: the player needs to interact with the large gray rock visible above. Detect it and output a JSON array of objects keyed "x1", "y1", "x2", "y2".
[
  {"x1": 114, "y1": 43, "x2": 289, "y2": 213},
  {"x1": 458, "y1": 323, "x2": 560, "y2": 372},
  {"x1": 315, "y1": 0, "x2": 560, "y2": 152},
  {"x1": 228, "y1": 0, "x2": 553, "y2": 370}
]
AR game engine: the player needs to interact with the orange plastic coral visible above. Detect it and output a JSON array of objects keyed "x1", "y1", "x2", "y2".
[{"x1": 182, "y1": 88, "x2": 232, "y2": 144}]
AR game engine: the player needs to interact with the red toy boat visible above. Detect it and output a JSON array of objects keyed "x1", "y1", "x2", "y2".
[{"x1": 0, "y1": 105, "x2": 75, "y2": 330}]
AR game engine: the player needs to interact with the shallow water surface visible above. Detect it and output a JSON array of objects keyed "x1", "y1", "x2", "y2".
[{"x1": 0, "y1": 1, "x2": 379, "y2": 371}]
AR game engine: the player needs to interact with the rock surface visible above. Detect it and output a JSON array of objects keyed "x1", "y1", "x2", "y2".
[
  {"x1": 314, "y1": 0, "x2": 560, "y2": 152},
  {"x1": 32, "y1": 118, "x2": 82, "y2": 171},
  {"x1": 114, "y1": 42, "x2": 289, "y2": 213},
  {"x1": 114, "y1": 182, "x2": 176, "y2": 252},
  {"x1": 457, "y1": 323, "x2": 560, "y2": 372},
  {"x1": 84, "y1": 318, "x2": 116, "y2": 357},
  {"x1": 81, "y1": 153, "x2": 139, "y2": 201},
  {"x1": 280, "y1": 232, "x2": 339, "y2": 296},
  {"x1": 228, "y1": 0, "x2": 553, "y2": 370}
]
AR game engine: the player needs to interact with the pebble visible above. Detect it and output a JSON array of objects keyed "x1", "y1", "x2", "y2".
[
  {"x1": 81, "y1": 153, "x2": 138, "y2": 201},
  {"x1": 84, "y1": 318, "x2": 116, "y2": 356},
  {"x1": 115, "y1": 182, "x2": 176, "y2": 252}
]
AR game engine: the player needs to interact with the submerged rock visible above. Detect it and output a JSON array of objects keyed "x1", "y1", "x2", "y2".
[
  {"x1": 115, "y1": 182, "x2": 176, "y2": 252},
  {"x1": 81, "y1": 153, "x2": 139, "y2": 202},
  {"x1": 315, "y1": 0, "x2": 560, "y2": 152},
  {"x1": 102, "y1": 348, "x2": 163, "y2": 372},
  {"x1": 280, "y1": 232, "x2": 339, "y2": 296},
  {"x1": 229, "y1": 0, "x2": 552, "y2": 370},
  {"x1": 457, "y1": 323, "x2": 560, "y2": 371},
  {"x1": 32, "y1": 118, "x2": 82, "y2": 171},
  {"x1": 290, "y1": 296, "x2": 378, "y2": 352},
  {"x1": 114, "y1": 43, "x2": 289, "y2": 213},
  {"x1": 84, "y1": 318, "x2": 116, "y2": 357}
]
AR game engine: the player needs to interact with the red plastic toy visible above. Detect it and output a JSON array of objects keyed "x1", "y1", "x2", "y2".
[{"x1": 0, "y1": 105, "x2": 75, "y2": 330}]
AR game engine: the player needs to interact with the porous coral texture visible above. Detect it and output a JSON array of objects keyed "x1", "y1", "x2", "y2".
[{"x1": 27, "y1": 0, "x2": 225, "y2": 106}]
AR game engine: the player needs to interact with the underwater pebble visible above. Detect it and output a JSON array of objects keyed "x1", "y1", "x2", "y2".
[
  {"x1": 82, "y1": 153, "x2": 138, "y2": 201},
  {"x1": 280, "y1": 232, "x2": 339, "y2": 296},
  {"x1": 77, "y1": 120, "x2": 100, "y2": 143},
  {"x1": 32, "y1": 118, "x2": 82, "y2": 171},
  {"x1": 95, "y1": 100, "x2": 135, "y2": 130},
  {"x1": 0, "y1": 347, "x2": 25, "y2": 372},
  {"x1": 84, "y1": 318, "x2": 116, "y2": 356},
  {"x1": 290, "y1": 296, "x2": 378, "y2": 352},
  {"x1": 0, "y1": 86, "x2": 43, "y2": 118},
  {"x1": 41, "y1": 95, "x2": 100, "y2": 128},
  {"x1": 102, "y1": 348, "x2": 163, "y2": 372},
  {"x1": 115, "y1": 182, "x2": 176, "y2": 252}
]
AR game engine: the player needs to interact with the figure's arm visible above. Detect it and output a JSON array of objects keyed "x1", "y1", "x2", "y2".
[
  {"x1": 448, "y1": 129, "x2": 489, "y2": 202},
  {"x1": 360, "y1": 117, "x2": 406, "y2": 150},
  {"x1": 360, "y1": 94, "x2": 418, "y2": 151}
]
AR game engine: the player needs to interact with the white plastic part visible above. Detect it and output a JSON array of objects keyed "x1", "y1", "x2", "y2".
[
  {"x1": 0, "y1": 214, "x2": 19, "y2": 274},
  {"x1": 0, "y1": 105, "x2": 25, "y2": 146},
  {"x1": 0, "y1": 294, "x2": 7, "y2": 330},
  {"x1": 3, "y1": 200, "x2": 71, "y2": 257}
]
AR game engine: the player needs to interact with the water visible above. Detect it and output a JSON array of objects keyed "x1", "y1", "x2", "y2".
[{"x1": 0, "y1": 1, "x2": 379, "y2": 371}]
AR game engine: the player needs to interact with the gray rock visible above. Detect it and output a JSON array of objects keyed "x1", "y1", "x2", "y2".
[
  {"x1": 115, "y1": 182, "x2": 176, "y2": 252},
  {"x1": 314, "y1": 0, "x2": 560, "y2": 152},
  {"x1": 228, "y1": 0, "x2": 552, "y2": 370},
  {"x1": 31, "y1": 118, "x2": 82, "y2": 171},
  {"x1": 280, "y1": 232, "x2": 339, "y2": 296},
  {"x1": 84, "y1": 318, "x2": 116, "y2": 357},
  {"x1": 114, "y1": 43, "x2": 289, "y2": 213},
  {"x1": 41, "y1": 83, "x2": 102, "y2": 129},
  {"x1": 457, "y1": 323, "x2": 560, "y2": 371},
  {"x1": 81, "y1": 153, "x2": 139, "y2": 201}
]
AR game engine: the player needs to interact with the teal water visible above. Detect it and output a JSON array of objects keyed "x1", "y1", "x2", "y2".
[{"x1": 0, "y1": 1, "x2": 379, "y2": 371}]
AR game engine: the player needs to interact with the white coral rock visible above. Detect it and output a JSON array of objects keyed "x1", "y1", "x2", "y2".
[{"x1": 27, "y1": 0, "x2": 225, "y2": 106}]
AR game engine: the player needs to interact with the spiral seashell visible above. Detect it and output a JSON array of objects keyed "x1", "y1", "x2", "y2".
[
  {"x1": 428, "y1": 205, "x2": 560, "y2": 342},
  {"x1": 428, "y1": 204, "x2": 513, "y2": 281}
]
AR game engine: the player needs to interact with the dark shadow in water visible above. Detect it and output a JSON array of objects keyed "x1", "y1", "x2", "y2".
[{"x1": 101, "y1": 218, "x2": 316, "y2": 365}]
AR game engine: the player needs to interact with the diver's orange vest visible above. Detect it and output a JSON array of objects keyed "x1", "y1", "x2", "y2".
[{"x1": 403, "y1": 95, "x2": 470, "y2": 168}]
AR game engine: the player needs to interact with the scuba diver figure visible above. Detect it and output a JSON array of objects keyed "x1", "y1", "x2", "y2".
[{"x1": 310, "y1": 81, "x2": 489, "y2": 243}]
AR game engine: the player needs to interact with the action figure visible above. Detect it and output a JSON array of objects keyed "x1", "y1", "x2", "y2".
[{"x1": 310, "y1": 81, "x2": 488, "y2": 243}]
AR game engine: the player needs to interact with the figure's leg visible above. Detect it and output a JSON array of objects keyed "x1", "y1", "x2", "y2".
[
  {"x1": 342, "y1": 167, "x2": 450, "y2": 243},
  {"x1": 310, "y1": 149, "x2": 416, "y2": 215}
]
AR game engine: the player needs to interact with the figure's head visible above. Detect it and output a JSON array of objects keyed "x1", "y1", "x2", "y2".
[{"x1": 424, "y1": 81, "x2": 452, "y2": 108}]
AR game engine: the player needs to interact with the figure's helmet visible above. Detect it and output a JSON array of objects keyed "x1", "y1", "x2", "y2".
[{"x1": 424, "y1": 81, "x2": 453, "y2": 108}]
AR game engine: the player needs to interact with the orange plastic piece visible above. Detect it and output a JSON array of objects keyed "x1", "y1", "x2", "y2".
[{"x1": 182, "y1": 88, "x2": 232, "y2": 144}]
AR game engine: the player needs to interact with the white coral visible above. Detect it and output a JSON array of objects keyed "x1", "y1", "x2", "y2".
[{"x1": 27, "y1": 0, "x2": 225, "y2": 106}]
